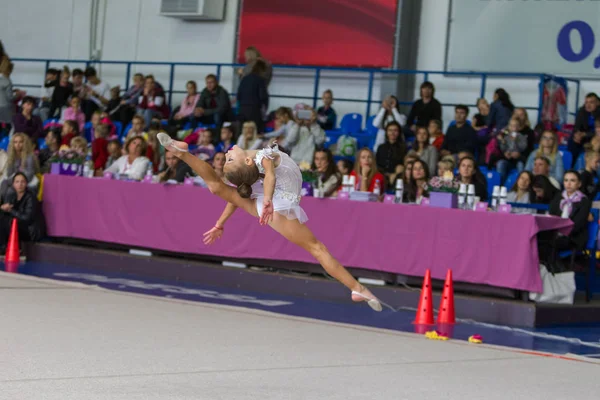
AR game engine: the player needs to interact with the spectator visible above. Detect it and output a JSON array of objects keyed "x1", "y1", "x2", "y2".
[
  {"x1": 472, "y1": 98, "x2": 490, "y2": 130},
  {"x1": 506, "y1": 171, "x2": 535, "y2": 214},
  {"x1": 437, "y1": 156, "x2": 455, "y2": 177},
  {"x1": 405, "y1": 159, "x2": 430, "y2": 203},
  {"x1": 487, "y1": 88, "x2": 515, "y2": 131},
  {"x1": 237, "y1": 61, "x2": 269, "y2": 132},
  {"x1": 532, "y1": 156, "x2": 561, "y2": 190},
  {"x1": 105, "y1": 136, "x2": 149, "y2": 180},
  {"x1": 118, "y1": 73, "x2": 145, "y2": 125},
  {"x1": 312, "y1": 148, "x2": 342, "y2": 197},
  {"x1": 513, "y1": 107, "x2": 536, "y2": 157},
  {"x1": 194, "y1": 74, "x2": 232, "y2": 129},
  {"x1": 145, "y1": 127, "x2": 162, "y2": 173},
  {"x1": 158, "y1": 149, "x2": 192, "y2": 183},
  {"x1": 71, "y1": 68, "x2": 86, "y2": 100},
  {"x1": 0, "y1": 172, "x2": 45, "y2": 253},
  {"x1": 60, "y1": 96, "x2": 86, "y2": 133},
  {"x1": 82, "y1": 67, "x2": 110, "y2": 119},
  {"x1": 441, "y1": 105, "x2": 478, "y2": 157},
  {"x1": 407, "y1": 81, "x2": 442, "y2": 133},
  {"x1": 2, "y1": 133, "x2": 39, "y2": 196},
  {"x1": 264, "y1": 107, "x2": 295, "y2": 143},
  {"x1": 532, "y1": 175, "x2": 559, "y2": 207},
  {"x1": 70, "y1": 136, "x2": 88, "y2": 155},
  {"x1": 579, "y1": 150, "x2": 600, "y2": 199},
  {"x1": 402, "y1": 160, "x2": 414, "y2": 187},
  {"x1": 317, "y1": 89, "x2": 337, "y2": 130},
  {"x1": 137, "y1": 75, "x2": 169, "y2": 128},
  {"x1": 60, "y1": 120, "x2": 79, "y2": 147},
  {"x1": 237, "y1": 121, "x2": 262, "y2": 150},
  {"x1": 351, "y1": 148, "x2": 385, "y2": 193},
  {"x1": 495, "y1": 117, "x2": 527, "y2": 183},
  {"x1": 38, "y1": 129, "x2": 61, "y2": 173},
  {"x1": 171, "y1": 80, "x2": 200, "y2": 129},
  {"x1": 126, "y1": 115, "x2": 147, "y2": 140},
  {"x1": 574, "y1": 92, "x2": 600, "y2": 134},
  {"x1": 212, "y1": 151, "x2": 226, "y2": 180},
  {"x1": 427, "y1": 119, "x2": 445, "y2": 150},
  {"x1": 373, "y1": 95, "x2": 407, "y2": 151},
  {"x1": 12, "y1": 96, "x2": 43, "y2": 144},
  {"x1": 375, "y1": 121, "x2": 406, "y2": 187},
  {"x1": 215, "y1": 123, "x2": 235, "y2": 153},
  {"x1": 456, "y1": 156, "x2": 488, "y2": 200},
  {"x1": 336, "y1": 159, "x2": 353, "y2": 177},
  {"x1": 50, "y1": 66, "x2": 73, "y2": 118},
  {"x1": 105, "y1": 86, "x2": 122, "y2": 118},
  {"x1": 0, "y1": 58, "x2": 17, "y2": 128},
  {"x1": 240, "y1": 46, "x2": 273, "y2": 86},
  {"x1": 105, "y1": 140, "x2": 122, "y2": 170},
  {"x1": 92, "y1": 124, "x2": 110, "y2": 175},
  {"x1": 409, "y1": 126, "x2": 438, "y2": 176},
  {"x1": 34, "y1": 68, "x2": 59, "y2": 121},
  {"x1": 192, "y1": 129, "x2": 216, "y2": 162},
  {"x1": 282, "y1": 108, "x2": 326, "y2": 166},
  {"x1": 525, "y1": 130, "x2": 564, "y2": 185}
]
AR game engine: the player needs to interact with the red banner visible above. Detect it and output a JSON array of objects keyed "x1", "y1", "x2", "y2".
[{"x1": 237, "y1": 0, "x2": 398, "y2": 67}]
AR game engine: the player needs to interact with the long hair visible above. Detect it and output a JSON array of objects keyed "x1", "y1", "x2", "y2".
[
  {"x1": 353, "y1": 147, "x2": 378, "y2": 187},
  {"x1": 532, "y1": 175, "x2": 559, "y2": 204},
  {"x1": 240, "y1": 121, "x2": 258, "y2": 150},
  {"x1": 457, "y1": 156, "x2": 484, "y2": 186},
  {"x1": 406, "y1": 159, "x2": 431, "y2": 202},
  {"x1": 510, "y1": 171, "x2": 535, "y2": 202},
  {"x1": 535, "y1": 130, "x2": 559, "y2": 162},
  {"x1": 7, "y1": 133, "x2": 38, "y2": 175},
  {"x1": 379, "y1": 95, "x2": 401, "y2": 129},
  {"x1": 495, "y1": 88, "x2": 515, "y2": 112},
  {"x1": 414, "y1": 126, "x2": 430, "y2": 151},
  {"x1": 225, "y1": 163, "x2": 260, "y2": 198},
  {"x1": 312, "y1": 148, "x2": 340, "y2": 185}
]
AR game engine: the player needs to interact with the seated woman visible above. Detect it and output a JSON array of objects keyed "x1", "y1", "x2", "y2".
[
  {"x1": 12, "y1": 96, "x2": 43, "y2": 144},
  {"x1": 375, "y1": 121, "x2": 406, "y2": 188},
  {"x1": 350, "y1": 148, "x2": 385, "y2": 193},
  {"x1": 506, "y1": 171, "x2": 535, "y2": 214},
  {"x1": 456, "y1": 156, "x2": 488, "y2": 201},
  {"x1": 237, "y1": 121, "x2": 263, "y2": 151},
  {"x1": 0, "y1": 172, "x2": 45, "y2": 254},
  {"x1": 104, "y1": 136, "x2": 150, "y2": 180},
  {"x1": 372, "y1": 95, "x2": 407, "y2": 151},
  {"x1": 137, "y1": 75, "x2": 169, "y2": 128},
  {"x1": 1, "y1": 133, "x2": 39, "y2": 197},
  {"x1": 170, "y1": 80, "x2": 200, "y2": 129},
  {"x1": 525, "y1": 130, "x2": 564, "y2": 184},
  {"x1": 405, "y1": 159, "x2": 430, "y2": 203},
  {"x1": 312, "y1": 148, "x2": 341, "y2": 197},
  {"x1": 532, "y1": 175, "x2": 559, "y2": 208},
  {"x1": 212, "y1": 151, "x2": 226, "y2": 180},
  {"x1": 408, "y1": 126, "x2": 438, "y2": 176},
  {"x1": 158, "y1": 149, "x2": 192, "y2": 183}
]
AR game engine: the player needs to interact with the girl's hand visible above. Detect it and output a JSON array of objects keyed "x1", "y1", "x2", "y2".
[
  {"x1": 260, "y1": 198, "x2": 274, "y2": 225},
  {"x1": 361, "y1": 165, "x2": 371, "y2": 177},
  {"x1": 203, "y1": 226, "x2": 223, "y2": 245}
]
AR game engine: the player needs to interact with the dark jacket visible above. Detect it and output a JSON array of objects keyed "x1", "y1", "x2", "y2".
[
  {"x1": 159, "y1": 161, "x2": 192, "y2": 183},
  {"x1": 376, "y1": 141, "x2": 406, "y2": 174},
  {"x1": 442, "y1": 123, "x2": 478, "y2": 154},
  {"x1": 574, "y1": 106, "x2": 600, "y2": 134},
  {"x1": 549, "y1": 193, "x2": 591, "y2": 250},
  {"x1": 406, "y1": 98, "x2": 442, "y2": 128},
  {"x1": 237, "y1": 74, "x2": 269, "y2": 109},
  {"x1": 487, "y1": 100, "x2": 513, "y2": 131},
  {"x1": 1, "y1": 188, "x2": 45, "y2": 241},
  {"x1": 196, "y1": 86, "x2": 232, "y2": 118},
  {"x1": 12, "y1": 113, "x2": 43, "y2": 142}
]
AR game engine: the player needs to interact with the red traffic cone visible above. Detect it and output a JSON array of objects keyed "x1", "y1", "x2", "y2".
[
  {"x1": 437, "y1": 269, "x2": 455, "y2": 324},
  {"x1": 5, "y1": 218, "x2": 20, "y2": 263},
  {"x1": 413, "y1": 269, "x2": 434, "y2": 325}
]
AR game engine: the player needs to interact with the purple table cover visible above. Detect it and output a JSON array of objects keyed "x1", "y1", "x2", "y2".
[{"x1": 42, "y1": 175, "x2": 574, "y2": 293}]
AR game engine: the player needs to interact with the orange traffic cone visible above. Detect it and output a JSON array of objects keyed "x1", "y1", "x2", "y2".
[
  {"x1": 437, "y1": 269, "x2": 455, "y2": 324},
  {"x1": 413, "y1": 269, "x2": 434, "y2": 325},
  {"x1": 5, "y1": 218, "x2": 20, "y2": 263}
]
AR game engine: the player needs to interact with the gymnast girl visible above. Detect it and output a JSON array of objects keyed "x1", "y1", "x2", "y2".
[{"x1": 157, "y1": 133, "x2": 382, "y2": 312}]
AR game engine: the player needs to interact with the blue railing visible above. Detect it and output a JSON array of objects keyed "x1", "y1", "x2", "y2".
[{"x1": 10, "y1": 58, "x2": 581, "y2": 123}]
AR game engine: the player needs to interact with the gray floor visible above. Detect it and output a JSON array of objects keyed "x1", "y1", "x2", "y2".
[{"x1": 1, "y1": 272, "x2": 598, "y2": 400}]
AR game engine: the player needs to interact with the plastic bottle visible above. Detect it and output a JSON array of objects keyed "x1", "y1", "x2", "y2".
[
  {"x1": 394, "y1": 179, "x2": 404, "y2": 204},
  {"x1": 373, "y1": 179, "x2": 381, "y2": 196}
]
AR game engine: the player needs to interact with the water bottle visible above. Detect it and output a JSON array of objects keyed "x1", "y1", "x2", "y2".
[
  {"x1": 394, "y1": 179, "x2": 404, "y2": 204},
  {"x1": 499, "y1": 186, "x2": 508, "y2": 205},
  {"x1": 348, "y1": 175, "x2": 356, "y2": 192},
  {"x1": 342, "y1": 175, "x2": 349, "y2": 192},
  {"x1": 145, "y1": 162, "x2": 153, "y2": 182},
  {"x1": 458, "y1": 183, "x2": 467, "y2": 209},
  {"x1": 467, "y1": 184, "x2": 475, "y2": 210},
  {"x1": 491, "y1": 186, "x2": 500, "y2": 211},
  {"x1": 373, "y1": 179, "x2": 381, "y2": 196}
]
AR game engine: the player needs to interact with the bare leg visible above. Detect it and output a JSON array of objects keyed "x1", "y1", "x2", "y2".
[{"x1": 269, "y1": 212, "x2": 381, "y2": 311}]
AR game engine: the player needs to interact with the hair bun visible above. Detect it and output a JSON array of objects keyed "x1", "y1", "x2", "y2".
[{"x1": 237, "y1": 183, "x2": 253, "y2": 198}]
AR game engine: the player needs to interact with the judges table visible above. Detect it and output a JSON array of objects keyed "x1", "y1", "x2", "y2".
[{"x1": 42, "y1": 175, "x2": 574, "y2": 293}]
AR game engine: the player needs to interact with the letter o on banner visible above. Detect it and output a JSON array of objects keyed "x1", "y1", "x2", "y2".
[{"x1": 557, "y1": 20, "x2": 595, "y2": 63}]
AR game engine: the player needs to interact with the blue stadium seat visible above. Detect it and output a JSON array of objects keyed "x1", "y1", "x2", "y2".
[
  {"x1": 339, "y1": 113, "x2": 362, "y2": 134},
  {"x1": 38, "y1": 138, "x2": 47, "y2": 150},
  {"x1": 559, "y1": 149, "x2": 573, "y2": 169},
  {"x1": 113, "y1": 121, "x2": 123, "y2": 138},
  {"x1": 122, "y1": 123, "x2": 132, "y2": 140},
  {"x1": 574, "y1": 153, "x2": 585, "y2": 171},
  {"x1": 365, "y1": 115, "x2": 378, "y2": 136},
  {"x1": 503, "y1": 169, "x2": 520, "y2": 190},
  {"x1": 485, "y1": 170, "x2": 501, "y2": 198},
  {"x1": 324, "y1": 130, "x2": 344, "y2": 150},
  {"x1": 0, "y1": 136, "x2": 9, "y2": 151},
  {"x1": 83, "y1": 121, "x2": 93, "y2": 142}
]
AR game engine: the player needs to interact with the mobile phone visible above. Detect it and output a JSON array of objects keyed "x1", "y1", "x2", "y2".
[{"x1": 297, "y1": 109, "x2": 312, "y2": 120}]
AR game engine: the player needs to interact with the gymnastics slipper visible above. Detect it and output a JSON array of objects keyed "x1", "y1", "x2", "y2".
[
  {"x1": 157, "y1": 133, "x2": 188, "y2": 153},
  {"x1": 351, "y1": 290, "x2": 383, "y2": 312}
]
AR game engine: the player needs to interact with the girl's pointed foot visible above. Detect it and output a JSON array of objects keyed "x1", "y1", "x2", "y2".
[{"x1": 351, "y1": 287, "x2": 382, "y2": 312}]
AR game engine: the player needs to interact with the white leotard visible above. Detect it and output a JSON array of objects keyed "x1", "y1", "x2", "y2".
[{"x1": 251, "y1": 145, "x2": 308, "y2": 223}]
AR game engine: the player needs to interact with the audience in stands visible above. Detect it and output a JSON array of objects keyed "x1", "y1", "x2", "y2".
[
  {"x1": 456, "y1": 156, "x2": 488, "y2": 200},
  {"x1": 237, "y1": 61, "x2": 269, "y2": 132},
  {"x1": 579, "y1": 150, "x2": 600, "y2": 199},
  {"x1": 192, "y1": 129, "x2": 216, "y2": 161},
  {"x1": 236, "y1": 121, "x2": 262, "y2": 150},
  {"x1": 312, "y1": 148, "x2": 341, "y2": 197},
  {"x1": 532, "y1": 175, "x2": 560, "y2": 207},
  {"x1": 35, "y1": 68, "x2": 58, "y2": 121},
  {"x1": 317, "y1": 90, "x2": 337, "y2": 131},
  {"x1": 0, "y1": 172, "x2": 44, "y2": 253},
  {"x1": 282, "y1": 107, "x2": 325, "y2": 165},
  {"x1": 60, "y1": 120, "x2": 79, "y2": 147},
  {"x1": 171, "y1": 80, "x2": 200, "y2": 130},
  {"x1": 118, "y1": 73, "x2": 145, "y2": 125},
  {"x1": 402, "y1": 160, "x2": 413, "y2": 187},
  {"x1": 38, "y1": 129, "x2": 61, "y2": 173},
  {"x1": 12, "y1": 96, "x2": 43, "y2": 144},
  {"x1": 158, "y1": 150, "x2": 192, "y2": 183},
  {"x1": 137, "y1": 75, "x2": 169, "y2": 129},
  {"x1": 50, "y1": 66, "x2": 73, "y2": 118},
  {"x1": 373, "y1": 95, "x2": 406, "y2": 151},
  {"x1": 513, "y1": 108, "x2": 535, "y2": 157},
  {"x1": 212, "y1": 151, "x2": 226, "y2": 180},
  {"x1": 240, "y1": 46, "x2": 273, "y2": 86},
  {"x1": 487, "y1": 88, "x2": 514, "y2": 131},
  {"x1": 405, "y1": 159, "x2": 430, "y2": 203},
  {"x1": 574, "y1": 93, "x2": 600, "y2": 134},
  {"x1": 495, "y1": 117, "x2": 527, "y2": 182},
  {"x1": 92, "y1": 124, "x2": 110, "y2": 175},
  {"x1": 526, "y1": 131, "x2": 564, "y2": 185},
  {"x1": 265, "y1": 107, "x2": 294, "y2": 143},
  {"x1": 532, "y1": 156, "x2": 561, "y2": 190},
  {"x1": 105, "y1": 140, "x2": 122, "y2": 170},
  {"x1": 407, "y1": 81, "x2": 442, "y2": 133},
  {"x1": 472, "y1": 98, "x2": 490, "y2": 130},
  {"x1": 427, "y1": 119, "x2": 444, "y2": 151},
  {"x1": 82, "y1": 67, "x2": 110, "y2": 119},
  {"x1": 126, "y1": 115, "x2": 147, "y2": 140},
  {"x1": 437, "y1": 156, "x2": 455, "y2": 178},
  {"x1": 0, "y1": 58, "x2": 16, "y2": 128},
  {"x1": 375, "y1": 121, "x2": 406, "y2": 187},
  {"x1": 351, "y1": 148, "x2": 385, "y2": 193},
  {"x1": 215, "y1": 123, "x2": 235, "y2": 153},
  {"x1": 60, "y1": 96, "x2": 85, "y2": 133},
  {"x1": 145, "y1": 126, "x2": 162, "y2": 173},
  {"x1": 106, "y1": 86, "x2": 122, "y2": 118},
  {"x1": 441, "y1": 105, "x2": 478, "y2": 158},
  {"x1": 409, "y1": 126, "x2": 438, "y2": 176},
  {"x1": 105, "y1": 136, "x2": 149, "y2": 180},
  {"x1": 507, "y1": 171, "x2": 535, "y2": 214},
  {"x1": 194, "y1": 74, "x2": 232, "y2": 129},
  {"x1": 2, "y1": 133, "x2": 39, "y2": 196},
  {"x1": 336, "y1": 159, "x2": 352, "y2": 177},
  {"x1": 71, "y1": 69, "x2": 86, "y2": 100},
  {"x1": 70, "y1": 136, "x2": 88, "y2": 155}
]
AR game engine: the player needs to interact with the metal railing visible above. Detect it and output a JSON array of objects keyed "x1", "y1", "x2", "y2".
[{"x1": 10, "y1": 58, "x2": 581, "y2": 123}]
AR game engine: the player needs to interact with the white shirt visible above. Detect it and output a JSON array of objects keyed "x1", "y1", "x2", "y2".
[
  {"x1": 88, "y1": 81, "x2": 111, "y2": 109},
  {"x1": 105, "y1": 155, "x2": 150, "y2": 180}
]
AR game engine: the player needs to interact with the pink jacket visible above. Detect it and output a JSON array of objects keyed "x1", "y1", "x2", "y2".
[
  {"x1": 61, "y1": 107, "x2": 86, "y2": 133},
  {"x1": 178, "y1": 94, "x2": 200, "y2": 118}
]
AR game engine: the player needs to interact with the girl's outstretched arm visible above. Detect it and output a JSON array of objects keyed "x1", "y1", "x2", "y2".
[
  {"x1": 203, "y1": 202, "x2": 238, "y2": 245},
  {"x1": 260, "y1": 156, "x2": 276, "y2": 225}
]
